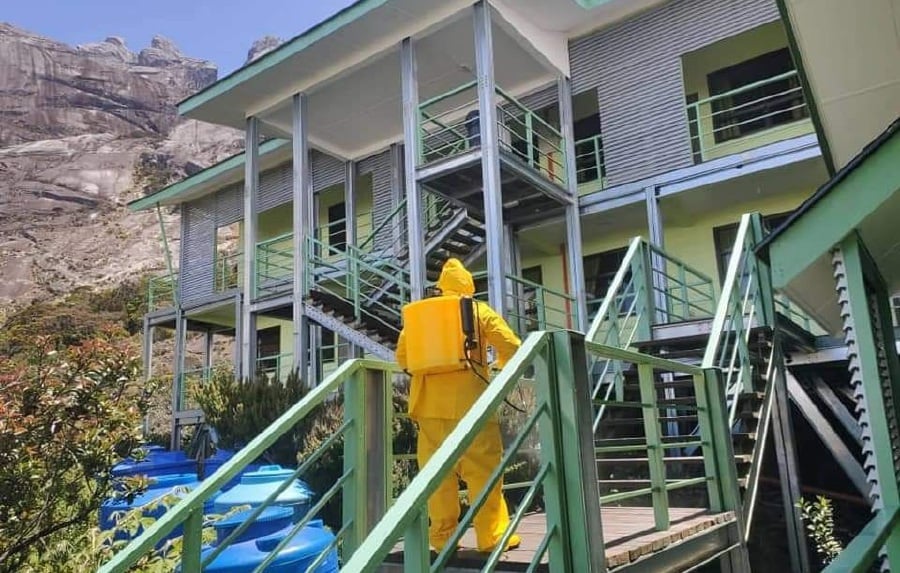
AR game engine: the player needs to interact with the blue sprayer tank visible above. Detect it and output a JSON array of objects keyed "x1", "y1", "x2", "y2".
[
  {"x1": 99, "y1": 473, "x2": 216, "y2": 542},
  {"x1": 111, "y1": 446, "x2": 197, "y2": 479},
  {"x1": 190, "y1": 520, "x2": 339, "y2": 573},
  {"x1": 213, "y1": 465, "x2": 313, "y2": 522}
]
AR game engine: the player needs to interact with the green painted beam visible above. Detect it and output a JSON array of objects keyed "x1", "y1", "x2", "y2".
[
  {"x1": 176, "y1": 0, "x2": 389, "y2": 116},
  {"x1": 127, "y1": 138, "x2": 289, "y2": 212},
  {"x1": 768, "y1": 130, "x2": 900, "y2": 289},
  {"x1": 823, "y1": 506, "x2": 900, "y2": 573}
]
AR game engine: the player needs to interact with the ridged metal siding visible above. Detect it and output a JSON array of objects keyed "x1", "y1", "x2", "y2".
[
  {"x1": 569, "y1": 0, "x2": 780, "y2": 186},
  {"x1": 520, "y1": 83, "x2": 558, "y2": 112},
  {"x1": 215, "y1": 182, "x2": 243, "y2": 226},
  {"x1": 258, "y1": 163, "x2": 293, "y2": 212},
  {"x1": 359, "y1": 149, "x2": 394, "y2": 250},
  {"x1": 312, "y1": 150, "x2": 345, "y2": 192},
  {"x1": 179, "y1": 195, "x2": 216, "y2": 305}
]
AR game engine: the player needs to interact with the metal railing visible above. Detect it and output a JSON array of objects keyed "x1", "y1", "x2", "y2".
[
  {"x1": 255, "y1": 233, "x2": 293, "y2": 297},
  {"x1": 340, "y1": 331, "x2": 746, "y2": 572},
  {"x1": 214, "y1": 251, "x2": 242, "y2": 292},
  {"x1": 148, "y1": 272, "x2": 178, "y2": 311},
  {"x1": 686, "y1": 70, "x2": 810, "y2": 161},
  {"x1": 584, "y1": 237, "x2": 717, "y2": 430},
  {"x1": 256, "y1": 352, "x2": 293, "y2": 381},
  {"x1": 416, "y1": 81, "x2": 568, "y2": 188},
  {"x1": 97, "y1": 359, "x2": 402, "y2": 573},
  {"x1": 822, "y1": 505, "x2": 900, "y2": 572},
  {"x1": 575, "y1": 134, "x2": 605, "y2": 187},
  {"x1": 472, "y1": 272, "x2": 578, "y2": 334}
]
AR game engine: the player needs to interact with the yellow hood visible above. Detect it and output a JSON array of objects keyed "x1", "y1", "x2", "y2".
[{"x1": 436, "y1": 258, "x2": 474, "y2": 296}]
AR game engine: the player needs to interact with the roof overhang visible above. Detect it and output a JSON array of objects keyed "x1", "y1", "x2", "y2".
[
  {"x1": 127, "y1": 139, "x2": 291, "y2": 212},
  {"x1": 759, "y1": 118, "x2": 900, "y2": 336},
  {"x1": 177, "y1": 0, "x2": 668, "y2": 159},
  {"x1": 778, "y1": 0, "x2": 900, "y2": 173}
]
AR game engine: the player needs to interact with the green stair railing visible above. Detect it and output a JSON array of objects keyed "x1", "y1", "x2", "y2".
[
  {"x1": 575, "y1": 133, "x2": 605, "y2": 188},
  {"x1": 148, "y1": 271, "x2": 178, "y2": 311},
  {"x1": 822, "y1": 505, "x2": 900, "y2": 572},
  {"x1": 255, "y1": 232, "x2": 294, "y2": 297},
  {"x1": 472, "y1": 272, "x2": 578, "y2": 334},
  {"x1": 214, "y1": 251, "x2": 242, "y2": 292},
  {"x1": 585, "y1": 237, "x2": 717, "y2": 431},
  {"x1": 339, "y1": 330, "x2": 747, "y2": 572},
  {"x1": 416, "y1": 81, "x2": 569, "y2": 189},
  {"x1": 98, "y1": 359, "x2": 402, "y2": 573},
  {"x1": 686, "y1": 69, "x2": 811, "y2": 162}
]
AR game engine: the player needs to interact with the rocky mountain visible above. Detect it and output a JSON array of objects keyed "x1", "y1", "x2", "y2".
[{"x1": 0, "y1": 24, "x2": 245, "y2": 319}]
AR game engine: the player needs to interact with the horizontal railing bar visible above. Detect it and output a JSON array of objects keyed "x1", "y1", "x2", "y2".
[
  {"x1": 418, "y1": 80, "x2": 478, "y2": 109},
  {"x1": 690, "y1": 70, "x2": 799, "y2": 107},
  {"x1": 585, "y1": 341, "x2": 704, "y2": 375}
]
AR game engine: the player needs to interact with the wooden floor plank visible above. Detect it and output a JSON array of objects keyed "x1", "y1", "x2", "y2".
[{"x1": 385, "y1": 506, "x2": 735, "y2": 571}]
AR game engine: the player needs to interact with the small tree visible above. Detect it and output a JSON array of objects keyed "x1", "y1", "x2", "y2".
[
  {"x1": 0, "y1": 328, "x2": 157, "y2": 570},
  {"x1": 797, "y1": 495, "x2": 843, "y2": 565}
]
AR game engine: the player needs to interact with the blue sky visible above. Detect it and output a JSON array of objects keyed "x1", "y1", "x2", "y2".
[{"x1": 4, "y1": 0, "x2": 356, "y2": 75}]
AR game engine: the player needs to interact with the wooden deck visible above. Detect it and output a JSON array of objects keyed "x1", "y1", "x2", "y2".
[{"x1": 383, "y1": 507, "x2": 735, "y2": 572}]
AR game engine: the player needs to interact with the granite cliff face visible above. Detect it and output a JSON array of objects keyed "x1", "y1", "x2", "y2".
[{"x1": 0, "y1": 24, "x2": 244, "y2": 319}]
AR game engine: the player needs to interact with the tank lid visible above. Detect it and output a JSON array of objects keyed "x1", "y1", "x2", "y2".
[
  {"x1": 213, "y1": 506, "x2": 293, "y2": 530},
  {"x1": 149, "y1": 473, "x2": 199, "y2": 488},
  {"x1": 240, "y1": 465, "x2": 297, "y2": 484}
]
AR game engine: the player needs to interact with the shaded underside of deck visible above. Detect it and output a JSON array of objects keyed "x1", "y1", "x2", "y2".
[{"x1": 382, "y1": 507, "x2": 736, "y2": 572}]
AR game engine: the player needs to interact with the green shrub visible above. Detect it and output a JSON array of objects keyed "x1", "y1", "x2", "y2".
[{"x1": 798, "y1": 495, "x2": 843, "y2": 565}]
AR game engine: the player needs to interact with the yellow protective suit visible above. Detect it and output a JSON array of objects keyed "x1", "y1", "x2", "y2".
[{"x1": 395, "y1": 258, "x2": 522, "y2": 553}]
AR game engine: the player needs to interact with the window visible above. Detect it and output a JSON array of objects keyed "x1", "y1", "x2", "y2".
[
  {"x1": 574, "y1": 113, "x2": 605, "y2": 184},
  {"x1": 256, "y1": 327, "x2": 281, "y2": 373},
  {"x1": 713, "y1": 212, "x2": 792, "y2": 284},
  {"x1": 707, "y1": 48, "x2": 808, "y2": 143},
  {"x1": 320, "y1": 328, "x2": 337, "y2": 364},
  {"x1": 583, "y1": 246, "x2": 631, "y2": 317},
  {"x1": 327, "y1": 202, "x2": 347, "y2": 252}
]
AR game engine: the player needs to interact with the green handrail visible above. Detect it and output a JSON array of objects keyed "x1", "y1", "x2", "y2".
[
  {"x1": 214, "y1": 250, "x2": 242, "y2": 292},
  {"x1": 340, "y1": 331, "x2": 747, "y2": 572},
  {"x1": 471, "y1": 271, "x2": 578, "y2": 333},
  {"x1": 574, "y1": 134, "x2": 605, "y2": 186},
  {"x1": 98, "y1": 358, "x2": 402, "y2": 573},
  {"x1": 148, "y1": 272, "x2": 178, "y2": 311},
  {"x1": 822, "y1": 505, "x2": 900, "y2": 573}
]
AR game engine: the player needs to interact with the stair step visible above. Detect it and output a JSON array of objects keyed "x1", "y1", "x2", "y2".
[{"x1": 595, "y1": 454, "x2": 752, "y2": 465}]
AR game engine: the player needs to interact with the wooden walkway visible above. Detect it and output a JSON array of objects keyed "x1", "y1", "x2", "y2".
[{"x1": 384, "y1": 507, "x2": 735, "y2": 571}]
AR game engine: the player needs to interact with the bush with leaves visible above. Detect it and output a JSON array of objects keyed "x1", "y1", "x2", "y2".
[
  {"x1": 0, "y1": 327, "x2": 158, "y2": 570},
  {"x1": 797, "y1": 495, "x2": 843, "y2": 565}
]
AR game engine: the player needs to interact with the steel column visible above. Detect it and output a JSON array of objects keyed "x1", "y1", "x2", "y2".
[
  {"x1": 203, "y1": 328, "x2": 213, "y2": 371},
  {"x1": 390, "y1": 143, "x2": 404, "y2": 257},
  {"x1": 474, "y1": 0, "x2": 508, "y2": 317},
  {"x1": 171, "y1": 309, "x2": 186, "y2": 449},
  {"x1": 345, "y1": 160, "x2": 364, "y2": 358},
  {"x1": 645, "y1": 185, "x2": 669, "y2": 323},
  {"x1": 837, "y1": 234, "x2": 900, "y2": 567},
  {"x1": 233, "y1": 292, "x2": 242, "y2": 376},
  {"x1": 400, "y1": 38, "x2": 425, "y2": 301},
  {"x1": 771, "y1": 352, "x2": 811, "y2": 572},
  {"x1": 141, "y1": 316, "x2": 153, "y2": 437},
  {"x1": 504, "y1": 223, "x2": 522, "y2": 331},
  {"x1": 558, "y1": 75, "x2": 588, "y2": 331},
  {"x1": 292, "y1": 93, "x2": 312, "y2": 382},
  {"x1": 241, "y1": 117, "x2": 259, "y2": 380}
]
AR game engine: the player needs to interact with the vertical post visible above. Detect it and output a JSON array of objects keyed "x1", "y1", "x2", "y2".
[
  {"x1": 141, "y1": 317, "x2": 153, "y2": 436},
  {"x1": 839, "y1": 235, "x2": 900, "y2": 568},
  {"x1": 203, "y1": 328, "x2": 213, "y2": 372},
  {"x1": 241, "y1": 117, "x2": 259, "y2": 380},
  {"x1": 345, "y1": 160, "x2": 364, "y2": 359},
  {"x1": 770, "y1": 347, "x2": 810, "y2": 572},
  {"x1": 404, "y1": 509, "x2": 430, "y2": 571},
  {"x1": 645, "y1": 186, "x2": 668, "y2": 323},
  {"x1": 233, "y1": 292, "x2": 242, "y2": 376},
  {"x1": 474, "y1": 0, "x2": 508, "y2": 317},
  {"x1": 504, "y1": 223, "x2": 522, "y2": 331},
  {"x1": 342, "y1": 366, "x2": 390, "y2": 555},
  {"x1": 181, "y1": 508, "x2": 203, "y2": 572},
  {"x1": 170, "y1": 310, "x2": 186, "y2": 450},
  {"x1": 547, "y1": 331, "x2": 605, "y2": 571},
  {"x1": 401, "y1": 37, "x2": 425, "y2": 301},
  {"x1": 558, "y1": 75, "x2": 588, "y2": 332},
  {"x1": 292, "y1": 93, "x2": 312, "y2": 381},
  {"x1": 390, "y1": 143, "x2": 404, "y2": 257},
  {"x1": 699, "y1": 369, "x2": 752, "y2": 572},
  {"x1": 638, "y1": 363, "x2": 669, "y2": 530}
]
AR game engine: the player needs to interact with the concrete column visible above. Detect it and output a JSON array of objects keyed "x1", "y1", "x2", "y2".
[
  {"x1": 292, "y1": 93, "x2": 312, "y2": 382},
  {"x1": 557, "y1": 75, "x2": 587, "y2": 331},
  {"x1": 474, "y1": 0, "x2": 508, "y2": 317},
  {"x1": 241, "y1": 117, "x2": 260, "y2": 380},
  {"x1": 401, "y1": 38, "x2": 425, "y2": 301}
]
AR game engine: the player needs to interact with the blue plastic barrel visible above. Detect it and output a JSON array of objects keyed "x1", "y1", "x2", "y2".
[
  {"x1": 190, "y1": 520, "x2": 339, "y2": 573},
  {"x1": 111, "y1": 446, "x2": 196, "y2": 479},
  {"x1": 213, "y1": 506, "x2": 294, "y2": 545},
  {"x1": 99, "y1": 473, "x2": 216, "y2": 542},
  {"x1": 213, "y1": 465, "x2": 313, "y2": 522},
  {"x1": 201, "y1": 449, "x2": 262, "y2": 490}
]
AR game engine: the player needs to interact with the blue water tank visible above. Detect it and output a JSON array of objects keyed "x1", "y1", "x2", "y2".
[
  {"x1": 213, "y1": 465, "x2": 313, "y2": 522},
  {"x1": 201, "y1": 449, "x2": 262, "y2": 490},
  {"x1": 195, "y1": 520, "x2": 339, "y2": 573},
  {"x1": 99, "y1": 473, "x2": 216, "y2": 542},
  {"x1": 111, "y1": 446, "x2": 196, "y2": 479},
  {"x1": 213, "y1": 506, "x2": 294, "y2": 545}
]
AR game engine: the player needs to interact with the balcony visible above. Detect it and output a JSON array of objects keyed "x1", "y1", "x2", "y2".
[
  {"x1": 147, "y1": 272, "x2": 178, "y2": 312},
  {"x1": 574, "y1": 133, "x2": 606, "y2": 195},
  {"x1": 686, "y1": 69, "x2": 813, "y2": 163}
]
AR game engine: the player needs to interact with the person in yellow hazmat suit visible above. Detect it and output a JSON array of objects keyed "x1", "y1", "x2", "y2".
[{"x1": 395, "y1": 258, "x2": 522, "y2": 553}]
